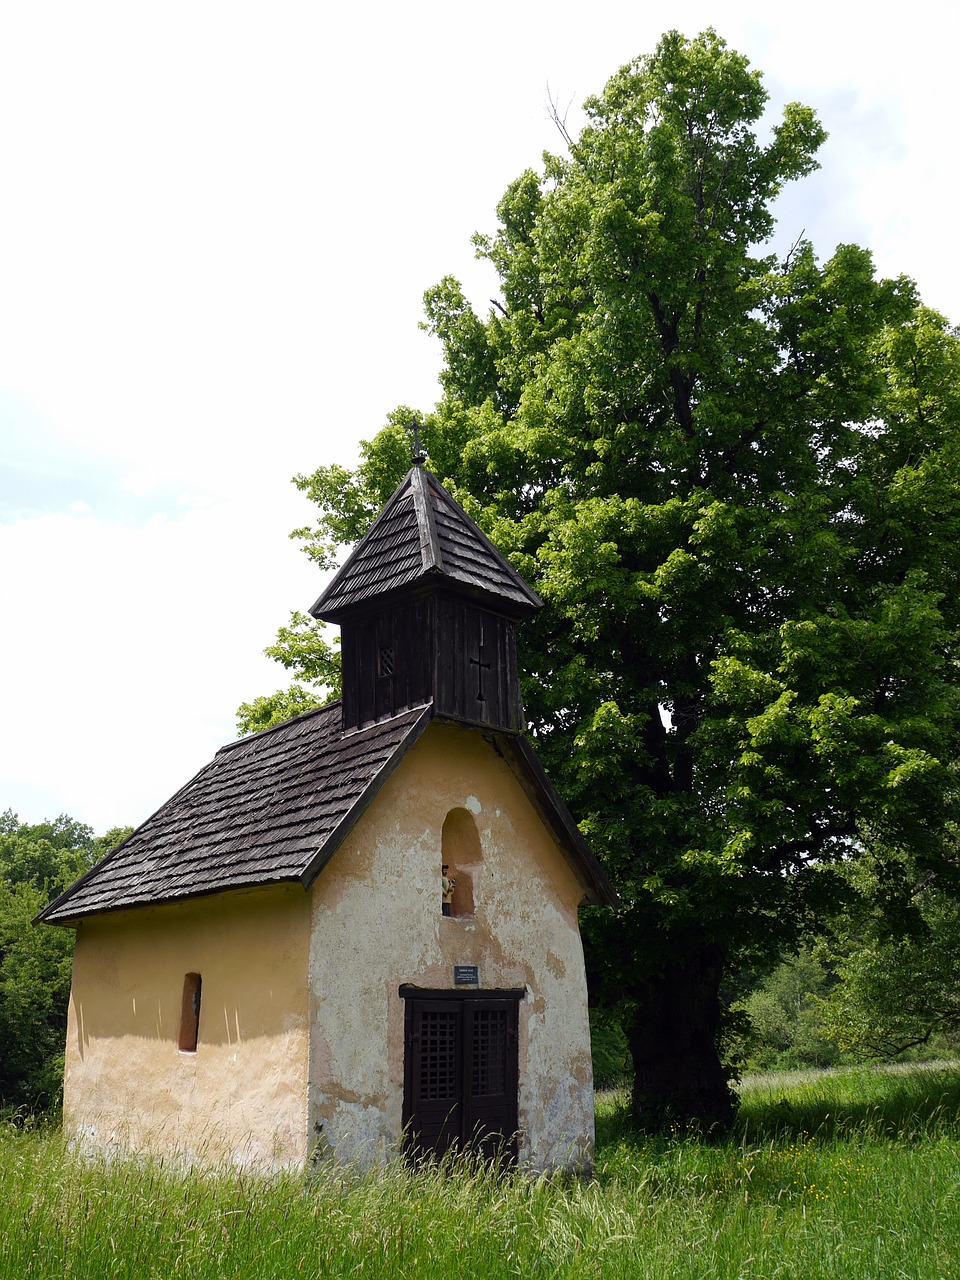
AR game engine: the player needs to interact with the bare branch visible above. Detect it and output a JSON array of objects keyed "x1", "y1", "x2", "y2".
[
  {"x1": 782, "y1": 231, "x2": 806, "y2": 271},
  {"x1": 546, "y1": 82, "x2": 576, "y2": 149}
]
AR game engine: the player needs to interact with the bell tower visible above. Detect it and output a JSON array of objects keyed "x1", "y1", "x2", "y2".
[{"x1": 309, "y1": 464, "x2": 541, "y2": 733}]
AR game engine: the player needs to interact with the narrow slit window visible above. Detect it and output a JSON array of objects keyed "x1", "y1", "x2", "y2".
[
  {"x1": 178, "y1": 972, "x2": 202, "y2": 1052},
  {"x1": 378, "y1": 645, "x2": 395, "y2": 678}
]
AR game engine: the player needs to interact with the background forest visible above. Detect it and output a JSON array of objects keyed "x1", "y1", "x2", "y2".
[{"x1": 0, "y1": 813, "x2": 130, "y2": 1112}]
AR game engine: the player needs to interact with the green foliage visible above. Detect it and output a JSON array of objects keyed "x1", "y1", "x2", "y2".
[
  {"x1": 235, "y1": 685, "x2": 327, "y2": 736},
  {"x1": 0, "y1": 812, "x2": 131, "y2": 1113},
  {"x1": 736, "y1": 947, "x2": 839, "y2": 1071},
  {"x1": 3, "y1": 1065, "x2": 960, "y2": 1278},
  {"x1": 0, "y1": 811, "x2": 94, "y2": 888},
  {"x1": 247, "y1": 30, "x2": 960, "y2": 1123},
  {"x1": 821, "y1": 887, "x2": 960, "y2": 1058},
  {"x1": 0, "y1": 880, "x2": 74, "y2": 1110},
  {"x1": 589, "y1": 1006, "x2": 632, "y2": 1087},
  {"x1": 236, "y1": 613, "x2": 341, "y2": 736}
]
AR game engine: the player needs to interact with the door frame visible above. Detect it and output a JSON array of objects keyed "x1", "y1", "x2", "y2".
[{"x1": 400, "y1": 986, "x2": 524, "y2": 1162}]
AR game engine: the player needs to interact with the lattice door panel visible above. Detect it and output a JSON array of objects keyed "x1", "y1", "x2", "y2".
[
  {"x1": 470, "y1": 1008, "x2": 508, "y2": 1097},
  {"x1": 419, "y1": 1010, "x2": 458, "y2": 1100}
]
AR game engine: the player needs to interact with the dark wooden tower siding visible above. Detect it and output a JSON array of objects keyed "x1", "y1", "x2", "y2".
[
  {"x1": 338, "y1": 595, "x2": 523, "y2": 733},
  {"x1": 338, "y1": 597, "x2": 435, "y2": 732},
  {"x1": 312, "y1": 466, "x2": 541, "y2": 734},
  {"x1": 434, "y1": 594, "x2": 522, "y2": 731}
]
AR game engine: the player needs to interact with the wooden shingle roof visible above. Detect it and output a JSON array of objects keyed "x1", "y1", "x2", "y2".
[
  {"x1": 37, "y1": 702, "x2": 433, "y2": 925},
  {"x1": 310, "y1": 466, "x2": 542, "y2": 622}
]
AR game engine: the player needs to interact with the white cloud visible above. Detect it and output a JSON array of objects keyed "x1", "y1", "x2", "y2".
[{"x1": 1, "y1": 488, "x2": 322, "y2": 830}]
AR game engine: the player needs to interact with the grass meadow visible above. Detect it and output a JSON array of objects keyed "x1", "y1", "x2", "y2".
[{"x1": 2, "y1": 1063, "x2": 960, "y2": 1279}]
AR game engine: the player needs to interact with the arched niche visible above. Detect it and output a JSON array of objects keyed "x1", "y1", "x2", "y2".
[{"x1": 441, "y1": 807, "x2": 482, "y2": 918}]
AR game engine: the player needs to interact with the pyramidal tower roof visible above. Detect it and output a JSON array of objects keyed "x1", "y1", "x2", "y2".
[{"x1": 310, "y1": 465, "x2": 542, "y2": 622}]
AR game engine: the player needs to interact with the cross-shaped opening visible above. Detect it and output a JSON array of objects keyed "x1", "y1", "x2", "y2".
[{"x1": 469, "y1": 647, "x2": 491, "y2": 704}]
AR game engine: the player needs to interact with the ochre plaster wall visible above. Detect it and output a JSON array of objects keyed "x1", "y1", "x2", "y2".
[
  {"x1": 308, "y1": 721, "x2": 596, "y2": 1172},
  {"x1": 63, "y1": 884, "x2": 311, "y2": 1169}
]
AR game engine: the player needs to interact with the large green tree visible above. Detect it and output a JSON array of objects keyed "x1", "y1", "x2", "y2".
[{"x1": 242, "y1": 31, "x2": 960, "y2": 1126}]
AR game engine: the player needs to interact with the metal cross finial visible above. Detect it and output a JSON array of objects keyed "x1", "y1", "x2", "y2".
[{"x1": 407, "y1": 417, "x2": 426, "y2": 465}]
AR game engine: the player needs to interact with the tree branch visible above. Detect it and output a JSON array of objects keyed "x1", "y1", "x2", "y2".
[{"x1": 546, "y1": 83, "x2": 576, "y2": 150}]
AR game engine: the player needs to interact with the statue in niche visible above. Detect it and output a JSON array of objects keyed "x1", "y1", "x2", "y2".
[{"x1": 441, "y1": 865, "x2": 456, "y2": 917}]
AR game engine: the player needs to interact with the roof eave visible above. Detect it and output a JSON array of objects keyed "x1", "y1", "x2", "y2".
[
  {"x1": 496, "y1": 734, "x2": 620, "y2": 908},
  {"x1": 37, "y1": 872, "x2": 310, "y2": 928},
  {"x1": 313, "y1": 574, "x2": 539, "y2": 624},
  {"x1": 32, "y1": 754, "x2": 219, "y2": 928}
]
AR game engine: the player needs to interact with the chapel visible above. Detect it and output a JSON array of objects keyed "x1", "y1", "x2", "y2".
[{"x1": 38, "y1": 461, "x2": 617, "y2": 1171}]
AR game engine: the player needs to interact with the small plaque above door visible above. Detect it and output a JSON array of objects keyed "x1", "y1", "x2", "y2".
[{"x1": 454, "y1": 965, "x2": 479, "y2": 986}]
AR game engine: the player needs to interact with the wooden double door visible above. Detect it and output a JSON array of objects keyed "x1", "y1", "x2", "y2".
[{"x1": 402, "y1": 990, "x2": 521, "y2": 1163}]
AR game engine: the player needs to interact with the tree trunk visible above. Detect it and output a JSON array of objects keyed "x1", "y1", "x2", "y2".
[{"x1": 626, "y1": 940, "x2": 734, "y2": 1131}]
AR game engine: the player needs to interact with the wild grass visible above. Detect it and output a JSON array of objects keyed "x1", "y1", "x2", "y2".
[{"x1": 2, "y1": 1063, "x2": 960, "y2": 1278}]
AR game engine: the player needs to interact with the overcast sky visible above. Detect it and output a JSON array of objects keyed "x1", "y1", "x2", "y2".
[{"x1": 2, "y1": 0, "x2": 958, "y2": 834}]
